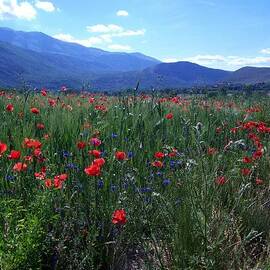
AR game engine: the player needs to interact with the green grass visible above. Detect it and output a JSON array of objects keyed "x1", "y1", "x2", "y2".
[{"x1": 0, "y1": 90, "x2": 270, "y2": 269}]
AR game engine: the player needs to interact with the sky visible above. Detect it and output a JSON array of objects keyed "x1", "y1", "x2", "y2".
[{"x1": 1, "y1": 0, "x2": 270, "y2": 70}]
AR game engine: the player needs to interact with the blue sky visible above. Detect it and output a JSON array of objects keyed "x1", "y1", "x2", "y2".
[{"x1": 1, "y1": 0, "x2": 270, "y2": 70}]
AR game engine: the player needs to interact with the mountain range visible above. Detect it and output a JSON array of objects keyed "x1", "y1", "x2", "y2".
[{"x1": 1, "y1": 27, "x2": 270, "y2": 90}]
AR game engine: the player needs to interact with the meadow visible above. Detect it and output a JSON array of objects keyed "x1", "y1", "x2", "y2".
[{"x1": 0, "y1": 89, "x2": 270, "y2": 270}]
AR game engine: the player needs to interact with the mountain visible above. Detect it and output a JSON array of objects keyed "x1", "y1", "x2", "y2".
[
  {"x1": 91, "y1": 62, "x2": 232, "y2": 90},
  {"x1": 226, "y1": 67, "x2": 270, "y2": 84},
  {"x1": 1, "y1": 27, "x2": 270, "y2": 90},
  {"x1": 0, "y1": 27, "x2": 160, "y2": 73}
]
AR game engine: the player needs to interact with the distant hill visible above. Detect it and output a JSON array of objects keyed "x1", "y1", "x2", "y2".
[
  {"x1": 226, "y1": 67, "x2": 270, "y2": 84},
  {"x1": 1, "y1": 27, "x2": 270, "y2": 90}
]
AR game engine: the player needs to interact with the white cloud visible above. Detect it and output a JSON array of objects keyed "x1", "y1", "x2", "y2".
[
  {"x1": 260, "y1": 48, "x2": 270, "y2": 55},
  {"x1": 108, "y1": 44, "x2": 132, "y2": 51},
  {"x1": 116, "y1": 10, "x2": 129, "y2": 17},
  {"x1": 35, "y1": 1, "x2": 55, "y2": 12},
  {"x1": 0, "y1": 0, "x2": 37, "y2": 20},
  {"x1": 163, "y1": 58, "x2": 180, "y2": 63},
  {"x1": 53, "y1": 33, "x2": 105, "y2": 47},
  {"x1": 87, "y1": 24, "x2": 123, "y2": 33}
]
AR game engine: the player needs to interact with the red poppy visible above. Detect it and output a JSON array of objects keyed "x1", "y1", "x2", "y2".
[
  {"x1": 112, "y1": 209, "x2": 127, "y2": 225},
  {"x1": 241, "y1": 168, "x2": 252, "y2": 176},
  {"x1": 151, "y1": 160, "x2": 163, "y2": 168},
  {"x1": 6, "y1": 103, "x2": 14, "y2": 112},
  {"x1": 154, "y1": 152, "x2": 165, "y2": 159},
  {"x1": 45, "y1": 179, "x2": 52, "y2": 188},
  {"x1": 41, "y1": 88, "x2": 47, "y2": 96},
  {"x1": 13, "y1": 162, "x2": 27, "y2": 172},
  {"x1": 215, "y1": 176, "x2": 227, "y2": 185},
  {"x1": 54, "y1": 178, "x2": 63, "y2": 189},
  {"x1": 92, "y1": 158, "x2": 105, "y2": 167},
  {"x1": 8, "y1": 150, "x2": 21, "y2": 160},
  {"x1": 242, "y1": 156, "x2": 252, "y2": 163},
  {"x1": 23, "y1": 138, "x2": 42, "y2": 149},
  {"x1": 207, "y1": 147, "x2": 217, "y2": 155},
  {"x1": 34, "y1": 172, "x2": 46, "y2": 180},
  {"x1": 77, "y1": 141, "x2": 87, "y2": 150},
  {"x1": 84, "y1": 164, "x2": 101, "y2": 176},
  {"x1": 54, "y1": 174, "x2": 68, "y2": 181},
  {"x1": 0, "y1": 142, "x2": 7, "y2": 156},
  {"x1": 115, "y1": 151, "x2": 127, "y2": 161},
  {"x1": 165, "y1": 113, "x2": 173, "y2": 119},
  {"x1": 90, "y1": 137, "x2": 102, "y2": 147},
  {"x1": 31, "y1": 107, "x2": 40, "y2": 114},
  {"x1": 255, "y1": 178, "x2": 263, "y2": 185},
  {"x1": 216, "y1": 127, "x2": 222, "y2": 134},
  {"x1": 33, "y1": 148, "x2": 42, "y2": 157},
  {"x1": 88, "y1": 149, "x2": 101, "y2": 158},
  {"x1": 36, "y1": 123, "x2": 45, "y2": 130},
  {"x1": 252, "y1": 150, "x2": 263, "y2": 159}
]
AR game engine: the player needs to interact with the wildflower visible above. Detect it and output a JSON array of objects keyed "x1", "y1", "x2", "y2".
[
  {"x1": 151, "y1": 160, "x2": 163, "y2": 168},
  {"x1": 207, "y1": 147, "x2": 217, "y2": 155},
  {"x1": 253, "y1": 150, "x2": 263, "y2": 159},
  {"x1": 6, "y1": 103, "x2": 14, "y2": 112},
  {"x1": 23, "y1": 138, "x2": 42, "y2": 149},
  {"x1": 255, "y1": 178, "x2": 263, "y2": 185},
  {"x1": 31, "y1": 107, "x2": 40, "y2": 114},
  {"x1": 115, "y1": 151, "x2": 127, "y2": 161},
  {"x1": 154, "y1": 152, "x2": 165, "y2": 159},
  {"x1": 216, "y1": 127, "x2": 222, "y2": 134},
  {"x1": 97, "y1": 179, "x2": 104, "y2": 189},
  {"x1": 45, "y1": 179, "x2": 52, "y2": 188},
  {"x1": 41, "y1": 88, "x2": 47, "y2": 96},
  {"x1": 34, "y1": 172, "x2": 46, "y2": 180},
  {"x1": 242, "y1": 156, "x2": 252, "y2": 163},
  {"x1": 163, "y1": 179, "x2": 171, "y2": 186},
  {"x1": 36, "y1": 123, "x2": 45, "y2": 130},
  {"x1": 90, "y1": 137, "x2": 102, "y2": 147},
  {"x1": 77, "y1": 141, "x2": 87, "y2": 150},
  {"x1": 241, "y1": 168, "x2": 252, "y2": 176},
  {"x1": 0, "y1": 142, "x2": 8, "y2": 156},
  {"x1": 215, "y1": 176, "x2": 227, "y2": 185},
  {"x1": 84, "y1": 164, "x2": 101, "y2": 176},
  {"x1": 88, "y1": 149, "x2": 101, "y2": 158},
  {"x1": 165, "y1": 113, "x2": 173, "y2": 119},
  {"x1": 92, "y1": 158, "x2": 105, "y2": 167},
  {"x1": 13, "y1": 162, "x2": 27, "y2": 172},
  {"x1": 8, "y1": 150, "x2": 21, "y2": 160},
  {"x1": 112, "y1": 209, "x2": 127, "y2": 225}
]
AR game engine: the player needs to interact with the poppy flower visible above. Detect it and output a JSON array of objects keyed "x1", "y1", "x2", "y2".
[
  {"x1": 154, "y1": 152, "x2": 165, "y2": 159},
  {"x1": 165, "y1": 113, "x2": 173, "y2": 119},
  {"x1": 151, "y1": 160, "x2": 163, "y2": 168},
  {"x1": 255, "y1": 178, "x2": 263, "y2": 185},
  {"x1": 13, "y1": 162, "x2": 27, "y2": 172},
  {"x1": 45, "y1": 179, "x2": 52, "y2": 188},
  {"x1": 54, "y1": 174, "x2": 68, "y2": 181},
  {"x1": 242, "y1": 156, "x2": 252, "y2": 163},
  {"x1": 88, "y1": 149, "x2": 101, "y2": 158},
  {"x1": 31, "y1": 107, "x2": 40, "y2": 114},
  {"x1": 41, "y1": 88, "x2": 47, "y2": 96},
  {"x1": 34, "y1": 172, "x2": 46, "y2": 180},
  {"x1": 0, "y1": 142, "x2": 7, "y2": 156},
  {"x1": 54, "y1": 178, "x2": 63, "y2": 189},
  {"x1": 6, "y1": 104, "x2": 14, "y2": 112},
  {"x1": 252, "y1": 150, "x2": 263, "y2": 159},
  {"x1": 112, "y1": 209, "x2": 127, "y2": 225},
  {"x1": 92, "y1": 158, "x2": 105, "y2": 167},
  {"x1": 8, "y1": 150, "x2": 21, "y2": 160},
  {"x1": 23, "y1": 138, "x2": 42, "y2": 149},
  {"x1": 36, "y1": 123, "x2": 45, "y2": 130},
  {"x1": 77, "y1": 141, "x2": 87, "y2": 150},
  {"x1": 90, "y1": 137, "x2": 102, "y2": 147},
  {"x1": 241, "y1": 168, "x2": 252, "y2": 176},
  {"x1": 84, "y1": 164, "x2": 101, "y2": 176},
  {"x1": 115, "y1": 151, "x2": 127, "y2": 161},
  {"x1": 215, "y1": 176, "x2": 227, "y2": 185},
  {"x1": 208, "y1": 147, "x2": 217, "y2": 155}
]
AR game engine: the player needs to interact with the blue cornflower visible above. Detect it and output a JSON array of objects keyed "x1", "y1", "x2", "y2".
[
  {"x1": 111, "y1": 133, "x2": 118, "y2": 138},
  {"x1": 5, "y1": 175, "x2": 15, "y2": 181},
  {"x1": 62, "y1": 150, "x2": 72, "y2": 158},
  {"x1": 163, "y1": 179, "x2": 171, "y2": 186},
  {"x1": 97, "y1": 180, "x2": 104, "y2": 189},
  {"x1": 127, "y1": 151, "x2": 134, "y2": 158},
  {"x1": 140, "y1": 187, "x2": 152, "y2": 193}
]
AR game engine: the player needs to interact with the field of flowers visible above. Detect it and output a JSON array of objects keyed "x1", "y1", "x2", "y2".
[{"x1": 0, "y1": 89, "x2": 270, "y2": 270}]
